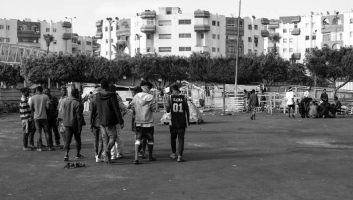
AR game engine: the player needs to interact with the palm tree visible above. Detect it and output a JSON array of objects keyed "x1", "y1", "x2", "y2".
[
  {"x1": 43, "y1": 34, "x2": 54, "y2": 54},
  {"x1": 113, "y1": 41, "x2": 130, "y2": 60},
  {"x1": 268, "y1": 33, "x2": 281, "y2": 55}
]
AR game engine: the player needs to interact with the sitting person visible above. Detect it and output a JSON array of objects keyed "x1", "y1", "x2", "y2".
[
  {"x1": 319, "y1": 101, "x2": 331, "y2": 118},
  {"x1": 334, "y1": 96, "x2": 342, "y2": 112}
]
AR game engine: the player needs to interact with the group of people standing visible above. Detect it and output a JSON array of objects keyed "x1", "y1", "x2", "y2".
[{"x1": 19, "y1": 80, "x2": 190, "y2": 164}]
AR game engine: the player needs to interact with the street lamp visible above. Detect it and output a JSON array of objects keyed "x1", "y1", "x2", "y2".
[
  {"x1": 65, "y1": 16, "x2": 76, "y2": 53},
  {"x1": 235, "y1": 0, "x2": 242, "y2": 96},
  {"x1": 106, "y1": 17, "x2": 119, "y2": 60}
]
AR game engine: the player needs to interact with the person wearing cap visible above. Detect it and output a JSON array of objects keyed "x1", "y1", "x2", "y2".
[
  {"x1": 285, "y1": 87, "x2": 295, "y2": 118},
  {"x1": 166, "y1": 84, "x2": 189, "y2": 162},
  {"x1": 130, "y1": 81, "x2": 157, "y2": 164}
]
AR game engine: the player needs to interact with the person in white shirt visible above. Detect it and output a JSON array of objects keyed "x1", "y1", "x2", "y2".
[{"x1": 285, "y1": 87, "x2": 295, "y2": 118}]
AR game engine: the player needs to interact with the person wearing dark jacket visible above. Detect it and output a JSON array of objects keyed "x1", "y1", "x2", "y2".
[
  {"x1": 90, "y1": 86, "x2": 104, "y2": 163},
  {"x1": 248, "y1": 89, "x2": 259, "y2": 120},
  {"x1": 44, "y1": 88, "x2": 61, "y2": 148},
  {"x1": 62, "y1": 88, "x2": 83, "y2": 161},
  {"x1": 96, "y1": 80, "x2": 124, "y2": 164}
]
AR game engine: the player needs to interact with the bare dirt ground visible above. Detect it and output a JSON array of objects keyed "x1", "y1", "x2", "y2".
[{"x1": 1, "y1": 112, "x2": 353, "y2": 200}]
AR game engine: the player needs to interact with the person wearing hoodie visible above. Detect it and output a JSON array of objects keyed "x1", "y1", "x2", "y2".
[
  {"x1": 96, "y1": 80, "x2": 124, "y2": 164},
  {"x1": 90, "y1": 85, "x2": 104, "y2": 163},
  {"x1": 62, "y1": 88, "x2": 84, "y2": 161},
  {"x1": 130, "y1": 81, "x2": 157, "y2": 164}
]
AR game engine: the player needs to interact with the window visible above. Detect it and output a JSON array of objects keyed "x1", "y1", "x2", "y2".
[
  {"x1": 248, "y1": 49, "x2": 252, "y2": 54},
  {"x1": 159, "y1": 34, "x2": 171, "y2": 39},
  {"x1": 283, "y1": 28, "x2": 287, "y2": 33},
  {"x1": 283, "y1": 48, "x2": 287, "y2": 53},
  {"x1": 294, "y1": 24, "x2": 298, "y2": 28},
  {"x1": 159, "y1": 47, "x2": 172, "y2": 52},
  {"x1": 159, "y1": 20, "x2": 172, "y2": 26},
  {"x1": 179, "y1": 19, "x2": 191, "y2": 25},
  {"x1": 200, "y1": 33, "x2": 204, "y2": 39},
  {"x1": 111, "y1": 26, "x2": 113, "y2": 31},
  {"x1": 217, "y1": 21, "x2": 220, "y2": 26},
  {"x1": 46, "y1": 28, "x2": 50, "y2": 32},
  {"x1": 179, "y1": 33, "x2": 191, "y2": 38},
  {"x1": 86, "y1": 41, "x2": 92, "y2": 46},
  {"x1": 106, "y1": 51, "x2": 108, "y2": 55},
  {"x1": 305, "y1": 36, "x2": 310, "y2": 40},
  {"x1": 53, "y1": 28, "x2": 57, "y2": 32},
  {"x1": 312, "y1": 35, "x2": 316, "y2": 40},
  {"x1": 248, "y1": 25, "x2": 252, "y2": 30},
  {"x1": 147, "y1": 48, "x2": 151, "y2": 52},
  {"x1": 283, "y1": 38, "x2": 287, "y2": 43},
  {"x1": 217, "y1": 48, "x2": 219, "y2": 52},
  {"x1": 350, "y1": 18, "x2": 353, "y2": 24},
  {"x1": 217, "y1": 34, "x2": 220, "y2": 40},
  {"x1": 166, "y1": 8, "x2": 172, "y2": 15},
  {"x1": 147, "y1": 34, "x2": 152, "y2": 39},
  {"x1": 254, "y1": 25, "x2": 258, "y2": 30},
  {"x1": 179, "y1": 47, "x2": 191, "y2": 51},
  {"x1": 212, "y1": 21, "x2": 216, "y2": 26},
  {"x1": 248, "y1": 37, "x2": 252, "y2": 42},
  {"x1": 289, "y1": 38, "x2": 293, "y2": 43},
  {"x1": 212, "y1": 34, "x2": 216, "y2": 39},
  {"x1": 105, "y1": 26, "x2": 108, "y2": 31},
  {"x1": 0, "y1": 25, "x2": 3, "y2": 29},
  {"x1": 323, "y1": 33, "x2": 331, "y2": 41},
  {"x1": 111, "y1": 39, "x2": 113, "y2": 42},
  {"x1": 53, "y1": 41, "x2": 57, "y2": 44},
  {"x1": 289, "y1": 48, "x2": 293, "y2": 52},
  {"x1": 350, "y1": 32, "x2": 353, "y2": 37},
  {"x1": 106, "y1": 39, "x2": 109, "y2": 43},
  {"x1": 212, "y1": 47, "x2": 216, "y2": 52},
  {"x1": 6, "y1": 25, "x2": 10, "y2": 30}
]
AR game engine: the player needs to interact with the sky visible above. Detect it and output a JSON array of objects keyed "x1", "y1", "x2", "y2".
[{"x1": 1, "y1": 0, "x2": 353, "y2": 36}]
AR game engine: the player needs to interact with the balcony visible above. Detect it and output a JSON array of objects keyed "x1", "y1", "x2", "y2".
[
  {"x1": 140, "y1": 25, "x2": 156, "y2": 33},
  {"x1": 72, "y1": 33, "x2": 79, "y2": 39},
  {"x1": 140, "y1": 10, "x2": 156, "y2": 19},
  {"x1": 194, "y1": 10, "x2": 210, "y2": 18},
  {"x1": 72, "y1": 42, "x2": 79, "y2": 48},
  {"x1": 261, "y1": 30, "x2": 269, "y2": 37},
  {"x1": 62, "y1": 33, "x2": 72, "y2": 40},
  {"x1": 194, "y1": 24, "x2": 210, "y2": 32},
  {"x1": 62, "y1": 21, "x2": 72, "y2": 28},
  {"x1": 261, "y1": 18, "x2": 269, "y2": 25},
  {"x1": 95, "y1": 32, "x2": 103, "y2": 39},
  {"x1": 291, "y1": 28, "x2": 301, "y2": 36},
  {"x1": 194, "y1": 46, "x2": 210, "y2": 53},
  {"x1": 291, "y1": 53, "x2": 301, "y2": 60},
  {"x1": 96, "y1": 20, "x2": 103, "y2": 27},
  {"x1": 17, "y1": 30, "x2": 40, "y2": 38}
]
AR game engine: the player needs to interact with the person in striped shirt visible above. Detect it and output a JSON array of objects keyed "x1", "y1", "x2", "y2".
[{"x1": 20, "y1": 87, "x2": 34, "y2": 150}]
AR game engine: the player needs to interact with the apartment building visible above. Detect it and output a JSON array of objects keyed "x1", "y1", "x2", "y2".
[
  {"x1": 72, "y1": 35, "x2": 94, "y2": 55},
  {"x1": 225, "y1": 17, "x2": 244, "y2": 57},
  {"x1": 40, "y1": 20, "x2": 73, "y2": 54},
  {"x1": 243, "y1": 16, "x2": 265, "y2": 55}
]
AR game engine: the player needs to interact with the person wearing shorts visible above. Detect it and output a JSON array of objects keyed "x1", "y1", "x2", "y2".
[{"x1": 130, "y1": 81, "x2": 157, "y2": 164}]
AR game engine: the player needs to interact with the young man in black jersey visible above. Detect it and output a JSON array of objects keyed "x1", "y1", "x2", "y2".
[{"x1": 166, "y1": 85, "x2": 189, "y2": 162}]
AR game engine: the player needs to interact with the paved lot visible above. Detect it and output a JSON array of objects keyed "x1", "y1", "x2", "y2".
[{"x1": 0, "y1": 112, "x2": 353, "y2": 200}]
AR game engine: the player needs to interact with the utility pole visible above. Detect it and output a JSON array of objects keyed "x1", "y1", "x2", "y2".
[
  {"x1": 106, "y1": 17, "x2": 119, "y2": 60},
  {"x1": 235, "y1": 0, "x2": 241, "y2": 96}
]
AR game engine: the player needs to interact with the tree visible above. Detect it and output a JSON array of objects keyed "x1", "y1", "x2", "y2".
[
  {"x1": 306, "y1": 47, "x2": 353, "y2": 96},
  {"x1": 259, "y1": 52, "x2": 289, "y2": 85},
  {"x1": 0, "y1": 63, "x2": 22, "y2": 86},
  {"x1": 43, "y1": 34, "x2": 54, "y2": 54},
  {"x1": 113, "y1": 41, "x2": 130, "y2": 60},
  {"x1": 268, "y1": 33, "x2": 281, "y2": 55}
]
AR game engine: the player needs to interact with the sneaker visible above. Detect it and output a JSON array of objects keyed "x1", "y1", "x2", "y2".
[
  {"x1": 36, "y1": 148, "x2": 43, "y2": 152},
  {"x1": 95, "y1": 155, "x2": 103, "y2": 163},
  {"x1": 111, "y1": 155, "x2": 117, "y2": 160},
  {"x1": 177, "y1": 156, "x2": 185, "y2": 162},
  {"x1": 64, "y1": 156, "x2": 69, "y2": 161},
  {"x1": 138, "y1": 152, "x2": 146, "y2": 159},
  {"x1": 23, "y1": 147, "x2": 32, "y2": 151},
  {"x1": 133, "y1": 160, "x2": 140, "y2": 165},
  {"x1": 170, "y1": 153, "x2": 177, "y2": 160},
  {"x1": 75, "y1": 154, "x2": 85, "y2": 159},
  {"x1": 148, "y1": 156, "x2": 157, "y2": 161}
]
